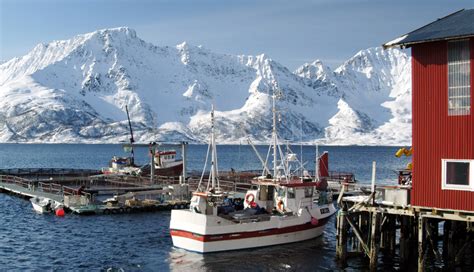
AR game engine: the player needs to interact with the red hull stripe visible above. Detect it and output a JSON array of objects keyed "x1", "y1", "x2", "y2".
[
  {"x1": 157, "y1": 151, "x2": 177, "y2": 156},
  {"x1": 170, "y1": 217, "x2": 330, "y2": 242}
]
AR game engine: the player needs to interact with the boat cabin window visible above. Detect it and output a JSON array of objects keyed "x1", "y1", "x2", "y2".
[
  {"x1": 442, "y1": 159, "x2": 474, "y2": 191},
  {"x1": 267, "y1": 185, "x2": 274, "y2": 201},
  {"x1": 304, "y1": 187, "x2": 313, "y2": 198},
  {"x1": 287, "y1": 187, "x2": 295, "y2": 199},
  {"x1": 277, "y1": 187, "x2": 286, "y2": 198}
]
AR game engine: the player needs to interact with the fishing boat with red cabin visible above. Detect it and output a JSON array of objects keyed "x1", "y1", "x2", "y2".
[
  {"x1": 101, "y1": 105, "x2": 183, "y2": 177},
  {"x1": 139, "y1": 149, "x2": 183, "y2": 176},
  {"x1": 169, "y1": 95, "x2": 336, "y2": 253}
]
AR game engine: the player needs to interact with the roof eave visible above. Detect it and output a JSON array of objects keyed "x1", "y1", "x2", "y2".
[{"x1": 383, "y1": 34, "x2": 474, "y2": 50}]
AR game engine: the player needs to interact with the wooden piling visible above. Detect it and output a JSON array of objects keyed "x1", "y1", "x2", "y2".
[
  {"x1": 417, "y1": 216, "x2": 425, "y2": 272},
  {"x1": 336, "y1": 184, "x2": 474, "y2": 270},
  {"x1": 369, "y1": 212, "x2": 380, "y2": 271},
  {"x1": 399, "y1": 215, "x2": 411, "y2": 263},
  {"x1": 357, "y1": 213, "x2": 364, "y2": 253},
  {"x1": 336, "y1": 210, "x2": 348, "y2": 264}
]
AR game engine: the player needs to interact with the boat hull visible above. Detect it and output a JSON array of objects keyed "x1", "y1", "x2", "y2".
[
  {"x1": 170, "y1": 204, "x2": 335, "y2": 253},
  {"x1": 31, "y1": 202, "x2": 48, "y2": 213},
  {"x1": 30, "y1": 197, "x2": 55, "y2": 213},
  {"x1": 171, "y1": 223, "x2": 325, "y2": 253},
  {"x1": 155, "y1": 161, "x2": 183, "y2": 176},
  {"x1": 139, "y1": 161, "x2": 183, "y2": 177}
]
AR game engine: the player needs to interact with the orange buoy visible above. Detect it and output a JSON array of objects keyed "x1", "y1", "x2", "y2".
[{"x1": 55, "y1": 208, "x2": 65, "y2": 217}]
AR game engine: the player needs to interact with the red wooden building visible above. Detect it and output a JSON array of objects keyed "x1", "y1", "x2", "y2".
[{"x1": 384, "y1": 9, "x2": 474, "y2": 212}]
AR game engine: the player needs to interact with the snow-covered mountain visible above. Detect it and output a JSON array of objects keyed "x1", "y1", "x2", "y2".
[
  {"x1": 295, "y1": 47, "x2": 412, "y2": 145},
  {"x1": 0, "y1": 27, "x2": 411, "y2": 145}
]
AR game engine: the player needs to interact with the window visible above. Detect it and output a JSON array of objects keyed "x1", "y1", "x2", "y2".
[
  {"x1": 287, "y1": 188, "x2": 295, "y2": 199},
  {"x1": 448, "y1": 40, "x2": 471, "y2": 116},
  {"x1": 277, "y1": 187, "x2": 286, "y2": 198},
  {"x1": 304, "y1": 187, "x2": 313, "y2": 198},
  {"x1": 441, "y1": 159, "x2": 474, "y2": 191}
]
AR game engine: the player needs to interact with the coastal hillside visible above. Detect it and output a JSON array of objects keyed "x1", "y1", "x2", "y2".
[{"x1": 0, "y1": 27, "x2": 411, "y2": 145}]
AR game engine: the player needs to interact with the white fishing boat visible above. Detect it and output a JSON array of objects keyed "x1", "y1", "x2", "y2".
[
  {"x1": 30, "y1": 197, "x2": 61, "y2": 214},
  {"x1": 170, "y1": 95, "x2": 336, "y2": 253}
]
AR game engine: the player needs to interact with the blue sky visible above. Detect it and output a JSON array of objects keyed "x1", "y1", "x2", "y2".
[{"x1": 0, "y1": 0, "x2": 472, "y2": 70}]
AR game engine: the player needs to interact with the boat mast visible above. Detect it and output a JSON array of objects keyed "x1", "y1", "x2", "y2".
[
  {"x1": 272, "y1": 92, "x2": 278, "y2": 180},
  {"x1": 210, "y1": 105, "x2": 217, "y2": 190},
  {"x1": 315, "y1": 144, "x2": 320, "y2": 181},
  {"x1": 125, "y1": 105, "x2": 135, "y2": 165}
]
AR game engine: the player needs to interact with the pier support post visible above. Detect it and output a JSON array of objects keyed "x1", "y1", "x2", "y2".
[
  {"x1": 426, "y1": 219, "x2": 441, "y2": 262},
  {"x1": 389, "y1": 215, "x2": 396, "y2": 254},
  {"x1": 417, "y1": 216, "x2": 425, "y2": 272},
  {"x1": 369, "y1": 211, "x2": 380, "y2": 272},
  {"x1": 357, "y1": 213, "x2": 364, "y2": 253},
  {"x1": 336, "y1": 209, "x2": 348, "y2": 264},
  {"x1": 400, "y1": 215, "x2": 411, "y2": 263}
]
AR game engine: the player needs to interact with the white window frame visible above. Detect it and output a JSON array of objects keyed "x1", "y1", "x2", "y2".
[
  {"x1": 441, "y1": 159, "x2": 474, "y2": 191},
  {"x1": 447, "y1": 39, "x2": 471, "y2": 116}
]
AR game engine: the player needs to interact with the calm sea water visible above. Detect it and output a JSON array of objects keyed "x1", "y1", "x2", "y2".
[{"x1": 0, "y1": 144, "x2": 410, "y2": 271}]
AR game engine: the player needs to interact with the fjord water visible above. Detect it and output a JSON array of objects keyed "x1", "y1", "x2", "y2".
[{"x1": 0, "y1": 144, "x2": 410, "y2": 271}]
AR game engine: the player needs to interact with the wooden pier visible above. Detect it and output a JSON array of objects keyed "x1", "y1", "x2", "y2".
[{"x1": 336, "y1": 183, "x2": 474, "y2": 271}]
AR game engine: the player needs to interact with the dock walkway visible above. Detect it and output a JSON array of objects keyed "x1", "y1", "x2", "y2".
[
  {"x1": 0, "y1": 182, "x2": 63, "y2": 202},
  {"x1": 0, "y1": 175, "x2": 65, "y2": 203}
]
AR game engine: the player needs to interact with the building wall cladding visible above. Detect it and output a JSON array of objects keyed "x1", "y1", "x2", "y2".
[{"x1": 411, "y1": 38, "x2": 474, "y2": 211}]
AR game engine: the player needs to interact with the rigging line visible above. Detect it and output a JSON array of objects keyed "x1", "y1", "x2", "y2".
[
  {"x1": 247, "y1": 137, "x2": 271, "y2": 176},
  {"x1": 264, "y1": 144, "x2": 272, "y2": 177},
  {"x1": 277, "y1": 140, "x2": 287, "y2": 180},
  {"x1": 198, "y1": 137, "x2": 211, "y2": 192}
]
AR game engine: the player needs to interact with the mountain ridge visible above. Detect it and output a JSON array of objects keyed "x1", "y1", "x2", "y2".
[{"x1": 0, "y1": 27, "x2": 411, "y2": 145}]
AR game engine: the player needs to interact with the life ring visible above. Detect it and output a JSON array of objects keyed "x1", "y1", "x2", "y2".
[
  {"x1": 277, "y1": 200, "x2": 284, "y2": 211},
  {"x1": 245, "y1": 193, "x2": 255, "y2": 205}
]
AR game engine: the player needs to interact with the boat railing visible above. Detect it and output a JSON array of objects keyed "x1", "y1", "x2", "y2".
[{"x1": 187, "y1": 178, "x2": 252, "y2": 195}]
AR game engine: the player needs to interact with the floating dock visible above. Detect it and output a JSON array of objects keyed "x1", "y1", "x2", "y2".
[
  {"x1": 0, "y1": 175, "x2": 64, "y2": 203},
  {"x1": 0, "y1": 173, "x2": 190, "y2": 215}
]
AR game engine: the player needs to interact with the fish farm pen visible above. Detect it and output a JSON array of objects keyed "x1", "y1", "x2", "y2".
[{"x1": 0, "y1": 169, "x2": 193, "y2": 215}]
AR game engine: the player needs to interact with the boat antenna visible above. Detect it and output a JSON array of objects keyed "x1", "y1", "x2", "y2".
[{"x1": 125, "y1": 105, "x2": 135, "y2": 165}]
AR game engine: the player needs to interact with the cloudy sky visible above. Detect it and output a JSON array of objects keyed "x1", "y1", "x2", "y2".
[{"x1": 0, "y1": 0, "x2": 472, "y2": 69}]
